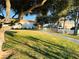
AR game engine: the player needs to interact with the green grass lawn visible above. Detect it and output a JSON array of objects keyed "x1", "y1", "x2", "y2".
[
  {"x1": 63, "y1": 34, "x2": 79, "y2": 40},
  {"x1": 3, "y1": 30, "x2": 79, "y2": 59}
]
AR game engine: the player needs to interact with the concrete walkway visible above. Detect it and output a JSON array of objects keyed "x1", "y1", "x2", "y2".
[
  {"x1": 49, "y1": 32, "x2": 79, "y2": 45},
  {"x1": 41, "y1": 30, "x2": 79, "y2": 45}
]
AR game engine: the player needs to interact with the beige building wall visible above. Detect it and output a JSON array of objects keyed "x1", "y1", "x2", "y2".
[{"x1": 64, "y1": 20, "x2": 75, "y2": 29}]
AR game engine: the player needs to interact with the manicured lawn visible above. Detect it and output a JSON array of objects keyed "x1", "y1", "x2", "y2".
[{"x1": 3, "y1": 30, "x2": 79, "y2": 59}]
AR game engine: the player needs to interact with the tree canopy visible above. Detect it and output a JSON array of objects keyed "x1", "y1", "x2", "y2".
[{"x1": 0, "y1": 0, "x2": 78, "y2": 20}]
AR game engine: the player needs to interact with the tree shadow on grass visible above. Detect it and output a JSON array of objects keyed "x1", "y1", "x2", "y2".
[
  {"x1": 24, "y1": 36, "x2": 79, "y2": 59},
  {"x1": 19, "y1": 50, "x2": 38, "y2": 59},
  {"x1": 5, "y1": 31, "x2": 17, "y2": 37},
  {"x1": 10, "y1": 38, "x2": 59, "y2": 59},
  {"x1": 8, "y1": 35, "x2": 79, "y2": 59}
]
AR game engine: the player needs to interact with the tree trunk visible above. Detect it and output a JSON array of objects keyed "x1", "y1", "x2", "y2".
[
  {"x1": 6, "y1": 0, "x2": 11, "y2": 19},
  {"x1": 0, "y1": 26, "x2": 14, "y2": 59},
  {"x1": 74, "y1": 12, "x2": 78, "y2": 35},
  {"x1": 0, "y1": 49, "x2": 15, "y2": 59},
  {"x1": 18, "y1": 9, "x2": 24, "y2": 20},
  {"x1": 0, "y1": 29, "x2": 5, "y2": 52}
]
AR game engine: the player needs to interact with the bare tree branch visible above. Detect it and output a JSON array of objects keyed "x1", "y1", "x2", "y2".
[{"x1": 28, "y1": 0, "x2": 47, "y2": 13}]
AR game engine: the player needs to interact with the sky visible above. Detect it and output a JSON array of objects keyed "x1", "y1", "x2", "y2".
[
  {"x1": 24, "y1": 14, "x2": 37, "y2": 20},
  {"x1": 0, "y1": 9, "x2": 37, "y2": 20},
  {"x1": 0, "y1": 9, "x2": 50, "y2": 21}
]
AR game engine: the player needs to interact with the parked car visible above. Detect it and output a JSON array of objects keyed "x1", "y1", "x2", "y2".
[{"x1": 12, "y1": 23, "x2": 22, "y2": 29}]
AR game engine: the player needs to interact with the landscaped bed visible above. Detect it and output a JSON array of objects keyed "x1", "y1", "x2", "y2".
[{"x1": 3, "y1": 30, "x2": 79, "y2": 59}]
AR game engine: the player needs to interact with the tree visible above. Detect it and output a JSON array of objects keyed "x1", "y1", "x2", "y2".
[
  {"x1": 0, "y1": 0, "x2": 47, "y2": 58},
  {"x1": 6, "y1": 0, "x2": 11, "y2": 19},
  {"x1": 11, "y1": 0, "x2": 47, "y2": 20},
  {"x1": 0, "y1": 0, "x2": 79, "y2": 58}
]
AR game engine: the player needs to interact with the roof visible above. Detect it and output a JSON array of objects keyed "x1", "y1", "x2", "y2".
[
  {"x1": 19, "y1": 19, "x2": 27, "y2": 24},
  {"x1": 18, "y1": 20, "x2": 36, "y2": 24}
]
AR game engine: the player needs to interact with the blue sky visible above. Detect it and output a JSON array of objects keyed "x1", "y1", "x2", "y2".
[
  {"x1": 24, "y1": 14, "x2": 37, "y2": 20},
  {"x1": 0, "y1": 9, "x2": 37, "y2": 20},
  {"x1": 0, "y1": 9, "x2": 50, "y2": 20}
]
